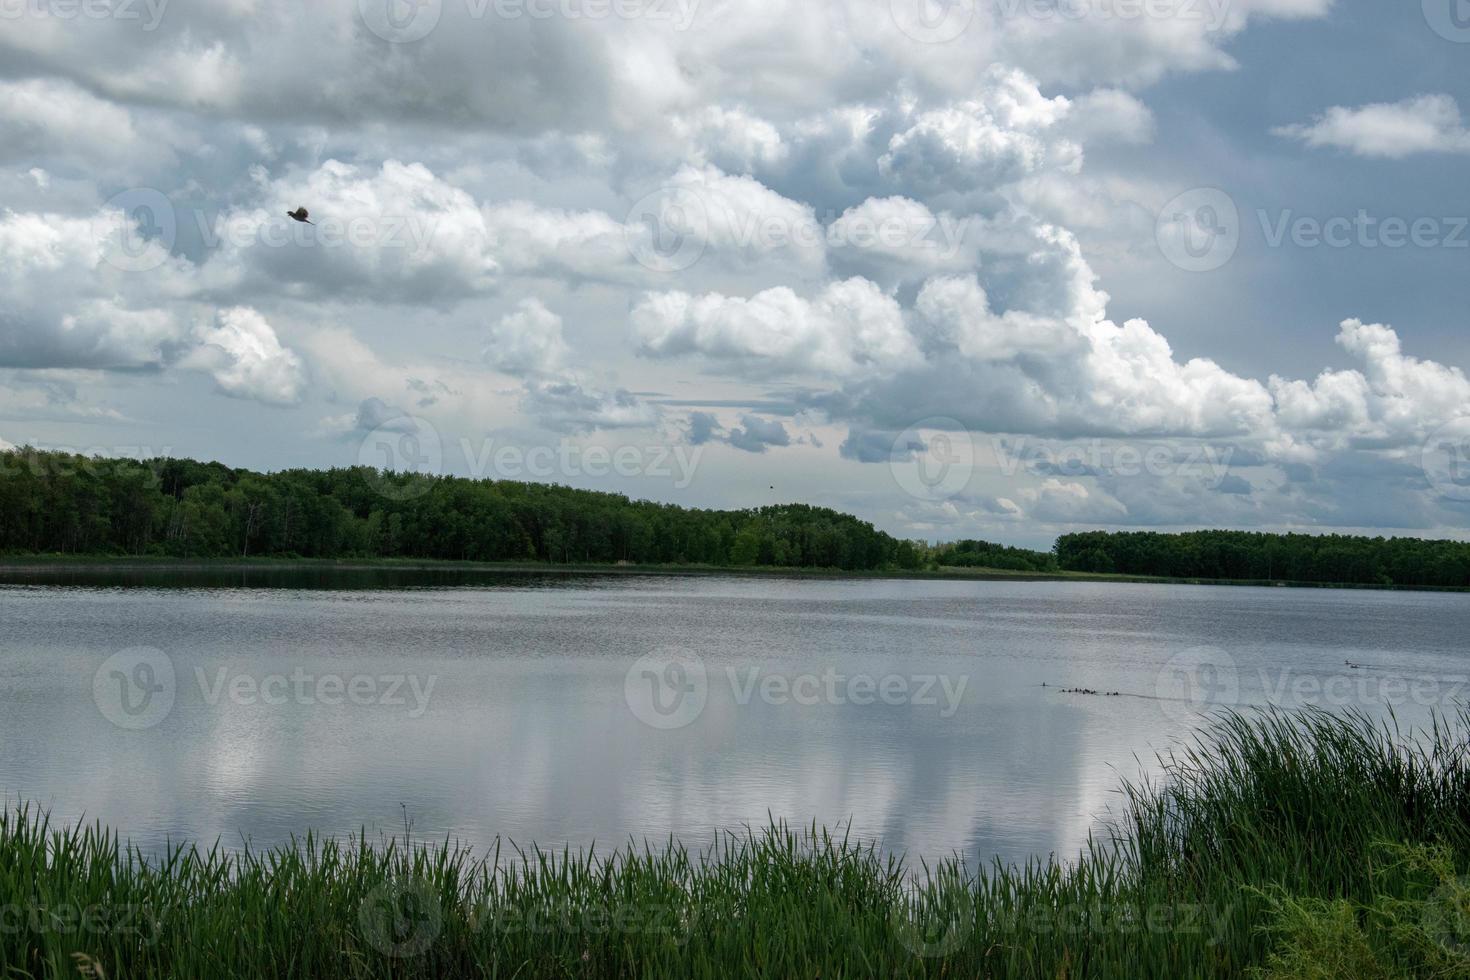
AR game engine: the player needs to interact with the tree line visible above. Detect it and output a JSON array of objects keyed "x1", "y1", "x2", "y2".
[
  {"x1": 0, "y1": 449, "x2": 921, "y2": 571},
  {"x1": 3, "y1": 448, "x2": 1467, "y2": 586},
  {"x1": 1052, "y1": 529, "x2": 1470, "y2": 588}
]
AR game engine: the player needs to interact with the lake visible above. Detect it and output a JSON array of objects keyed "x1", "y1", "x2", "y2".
[{"x1": 2, "y1": 568, "x2": 1468, "y2": 867}]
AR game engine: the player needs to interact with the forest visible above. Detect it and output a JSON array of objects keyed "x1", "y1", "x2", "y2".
[
  {"x1": 1053, "y1": 529, "x2": 1470, "y2": 588},
  {"x1": 2, "y1": 448, "x2": 1468, "y2": 586},
  {"x1": 0, "y1": 448, "x2": 921, "y2": 571}
]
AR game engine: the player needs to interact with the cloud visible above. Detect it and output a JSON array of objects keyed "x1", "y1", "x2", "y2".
[
  {"x1": 485, "y1": 299, "x2": 569, "y2": 376},
  {"x1": 0, "y1": 78, "x2": 173, "y2": 175},
  {"x1": 0, "y1": 207, "x2": 189, "y2": 369},
  {"x1": 878, "y1": 68, "x2": 1080, "y2": 195},
  {"x1": 181, "y1": 307, "x2": 307, "y2": 406},
  {"x1": 726, "y1": 414, "x2": 792, "y2": 453},
  {"x1": 1, "y1": 0, "x2": 1330, "y2": 139},
  {"x1": 632, "y1": 277, "x2": 919, "y2": 380},
  {"x1": 519, "y1": 379, "x2": 660, "y2": 434},
  {"x1": 686, "y1": 411, "x2": 723, "y2": 445},
  {"x1": 1268, "y1": 319, "x2": 1470, "y2": 448},
  {"x1": 1275, "y1": 95, "x2": 1470, "y2": 158}
]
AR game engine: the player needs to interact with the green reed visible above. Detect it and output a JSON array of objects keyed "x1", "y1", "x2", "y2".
[{"x1": 6, "y1": 708, "x2": 1470, "y2": 978}]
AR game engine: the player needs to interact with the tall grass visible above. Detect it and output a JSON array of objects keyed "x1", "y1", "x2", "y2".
[{"x1": 6, "y1": 709, "x2": 1470, "y2": 978}]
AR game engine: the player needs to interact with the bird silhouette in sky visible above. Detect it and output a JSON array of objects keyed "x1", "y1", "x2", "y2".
[{"x1": 286, "y1": 207, "x2": 313, "y2": 225}]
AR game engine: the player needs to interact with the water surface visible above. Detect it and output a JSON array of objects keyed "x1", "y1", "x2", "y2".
[{"x1": 2, "y1": 569, "x2": 1467, "y2": 866}]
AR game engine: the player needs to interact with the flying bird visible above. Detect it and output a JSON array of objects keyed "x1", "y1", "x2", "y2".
[{"x1": 286, "y1": 207, "x2": 313, "y2": 224}]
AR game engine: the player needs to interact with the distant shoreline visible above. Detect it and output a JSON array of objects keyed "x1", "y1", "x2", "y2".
[{"x1": 2, "y1": 554, "x2": 1467, "y2": 593}]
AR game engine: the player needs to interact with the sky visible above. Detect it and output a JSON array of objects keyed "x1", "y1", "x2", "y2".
[{"x1": 2, "y1": 0, "x2": 1469, "y2": 548}]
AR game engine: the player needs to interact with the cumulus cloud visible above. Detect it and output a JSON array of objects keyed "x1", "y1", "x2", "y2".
[
  {"x1": 485, "y1": 299, "x2": 569, "y2": 376},
  {"x1": 1275, "y1": 95, "x2": 1470, "y2": 158},
  {"x1": 633, "y1": 277, "x2": 919, "y2": 380},
  {"x1": 0, "y1": 0, "x2": 1330, "y2": 138},
  {"x1": 182, "y1": 307, "x2": 307, "y2": 405},
  {"x1": 1268, "y1": 319, "x2": 1470, "y2": 448},
  {"x1": 0, "y1": 207, "x2": 189, "y2": 369},
  {"x1": 878, "y1": 68, "x2": 1080, "y2": 195},
  {"x1": 11, "y1": 0, "x2": 1469, "y2": 539}
]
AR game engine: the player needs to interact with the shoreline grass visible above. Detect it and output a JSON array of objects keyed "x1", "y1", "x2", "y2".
[
  {"x1": 2, "y1": 553, "x2": 1468, "y2": 593},
  {"x1": 7, "y1": 710, "x2": 1470, "y2": 977}
]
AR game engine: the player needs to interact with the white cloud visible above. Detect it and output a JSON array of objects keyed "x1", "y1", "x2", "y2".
[
  {"x1": 1275, "y1": 95, "x2": 1470, "y2": 158},
  {"x1": 182, "y1": 307, "x2": 307, "y2": 405},
  {"x1": 878, "y1": 69, "x2": 1081, "y2": 195},
  {"x1": 0, "y1": 207, "x2": 189, "y2": 369},
  {"x1": 485, "y1": 299, "x2": 570, "y2": 376},
  {"x1": 1268, "y1": 319, "x2": 1470, "y2": 447},
  {"x1": 633, "y1": 277, "x2": 920, "y2": 380}
]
